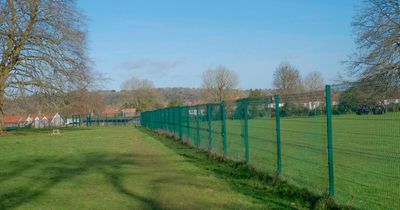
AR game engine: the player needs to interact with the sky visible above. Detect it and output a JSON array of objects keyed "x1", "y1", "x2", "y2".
[{"x1": 77, "y1": 0, "x2": 361, "y2": 90}]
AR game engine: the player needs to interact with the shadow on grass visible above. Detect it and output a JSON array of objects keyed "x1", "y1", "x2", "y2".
[
  {"x1": 3, "y1": 127, "x2": 94, "y2": 137},
  {"x1": 139, "y1": 128, "x2": 356, "y2": 210},
  {"x1": 0, "y1": 152, "x2": 163, "y2": 210}
]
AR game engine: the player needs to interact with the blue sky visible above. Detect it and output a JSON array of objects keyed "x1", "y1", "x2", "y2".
[{"x1": 77, "y1": 0, "x2": 361, "y2": 90}]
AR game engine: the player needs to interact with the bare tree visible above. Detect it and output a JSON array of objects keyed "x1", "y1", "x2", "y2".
[
  {"x1": 201, "y1": 66, "x2": 239, "y2": 102},
  {"x1": 120, "y1": 76, "x2": 162, "y2": 112},
  {"x1": 62, "y1": 90, "x2": 105, "y2": 116},
  {"x1": 303, "y1": 71, "x2": 324, "y2": 92},
  {"x1": 303, "y1": 71, "x2": 325, "y2": 114},
  {"x1": 121, "y1": 77, "x2": 154, "y2": 91},
  {"x1": 0, "y1": 0, "x2": 91, "y2": 131},
  {"x1": 349, "y1": 0, "x2": 400, "y2": 89},
  {"x1": 273, "y1": 62, "x2": 302, "y2": 94}
]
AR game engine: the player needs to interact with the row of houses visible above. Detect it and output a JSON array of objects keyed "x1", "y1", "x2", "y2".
[
  {"x1": 3, "y1": 108, "x2": 137, "y2": 129},
  {"x1": 4, "y1": 113, "x2": 65, "y2": 128}
]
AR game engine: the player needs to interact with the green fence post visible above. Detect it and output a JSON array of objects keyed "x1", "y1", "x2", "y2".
[
  {"x1": 187, "y1": 106, "x2": 192, "y2": 145},
  {"x1": 160, "y1": 109, "x2": 163, "y2": 130},
  {"x1": 166, "y1": 109, "x2": 169, "y2": 132},
  {"x1": 78, "y1": 115, "x2": 81, "y2": 127},
  {"x1": 169, "y1": 108, "x2": 172, "y2": 133},
  {"x1": 244, "y1": 99, "x2": 249, "y2": 163},
  {"x1": 196, "y1": 105, "x2": 200, "y2": 148},
  {"x1": 275, "y1": 95, "x2": 282, "y2": 175},
  {"x1": 178, "y1": 106, "x2": 183, "y2": 142},
  {"x1": 207, "y1": 104, "x2": 213, "y2": 152},
  {"x1": 325, "y1": 85, "x2": 335, "y2": 196},
  {"x1": 172, "y1": 108, "x2": 176, "y2": 135},
  {"x1": 114, "y1": 114, "x2": 117, "y2": 126},
  {"x1": 221, "y1": 102, "x2": 227, "y2": 157}
]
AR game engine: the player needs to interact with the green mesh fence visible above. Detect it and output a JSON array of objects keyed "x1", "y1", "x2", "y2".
[
  {"x1": 140, "y1": 84, "x2": 400, "y2": 209},
  {"x1": 278, "y1": 89, "x2": 328, "y2": 195},
  {"x1": 225, "y1": 100, "x2": 246, "y2": 162},
  {"x1": 330, "y1": 82, "x2": 400, "y2": 210}
]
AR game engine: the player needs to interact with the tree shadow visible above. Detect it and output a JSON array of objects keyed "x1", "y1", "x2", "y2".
[
  {"x1": 0, "y1": 152, "x2": 163, "y2": 209},
  {"x1": 3, "y1": 127, "x2": 94, "y2": 137}
]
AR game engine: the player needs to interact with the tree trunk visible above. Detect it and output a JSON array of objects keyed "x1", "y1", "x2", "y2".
[{"x1": 0, "y1": 91, "x2": 4, "y2": 134}]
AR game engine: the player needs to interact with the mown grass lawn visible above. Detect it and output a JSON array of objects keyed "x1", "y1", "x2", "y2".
[{"x1": 0, "y1": 126, "x2": 317, "y2": 210}]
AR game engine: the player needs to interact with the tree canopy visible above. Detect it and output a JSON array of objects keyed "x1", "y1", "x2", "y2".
[{"x1": 0, "y1": 0, "x2": 91, "y2": 131}]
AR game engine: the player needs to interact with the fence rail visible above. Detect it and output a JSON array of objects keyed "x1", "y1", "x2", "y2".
[{"x1": 140, "y1": 84, "x2": 400, "y2": 210}]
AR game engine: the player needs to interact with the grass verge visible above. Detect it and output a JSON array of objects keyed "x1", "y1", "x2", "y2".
[{"x1": 139, "y1": 127, "x2": 355, "y2": 210}]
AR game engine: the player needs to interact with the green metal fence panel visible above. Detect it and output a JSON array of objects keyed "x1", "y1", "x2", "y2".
[
  {"x1": 196, "y1": 105, "x2": 201, "y2": 148},
  {"x1": 282, "y1": 90, "x2": 328, "y2": 195},
  {"x1": 246, "y1": 97, "x2": 276, "y2": 173},
  {"x1": 187, "y1": 106, "x2": 197, "y2": 147},
  {"x1": 221, "y1": 102, "x2": 227, "y2": 157},
  {"x1": 207, "y1": 104, "x2": 213, "y2": 152},
  {"x1": 244, "y1": 99, "x2": 249, "y2": 163},
  {"x1": 179, "y1": 106, "x2": 183, "y2": 141},
  {"x1": 225, "y1": 100, "x2": 246, "y2": 162},
  {"x1": 198, "y1": 104, "x2": 209, "y2": 150},
  {"x1": 331, "y1": 82, "x2": 400, "y2": 210},
  {"x1": 210, "y1": 103, "x2": 224, "y2": 156},
  {"x1": 139, "y1": 81, "x2": 400, "y2": 209}
]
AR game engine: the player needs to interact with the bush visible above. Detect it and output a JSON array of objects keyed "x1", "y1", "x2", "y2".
[{"x1": 280, "y1": 102, "x2": 309, "y2": 117}]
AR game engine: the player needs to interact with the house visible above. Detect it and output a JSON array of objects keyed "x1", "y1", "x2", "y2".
[
  {"x1": 4, "y1": 115, "x2": 24, "y2": 128},
  {"x1": 25, "y1": 114, "x2": 41, "y2": 128},
  {"x1": 303, "y1": 101, "x2": 322, "y2": 110},
  {"x1": 384, "y1": 99, "x2": 400, "y2": 105},
  {"x1": 26, "y1": 114, "x2": 51, "y2": 128},
  {"x1": 121, "y1": 108, "x2": 136, "y2": 117},
  {"x1": 51, "y1": 113, "x2": 65, "y2": 127},
  {"x1": 25, "y1": 114, "x2": 35, "y2": 126},
  {"x1": 40, "y1": 116, "x2": 50, "y2": 128},
  {"x1": 34, "y1": 116, "x2": 41, "y2": 128},
  {"x1": 101, "y1": 108, "x2": 119, "y2": 116}
]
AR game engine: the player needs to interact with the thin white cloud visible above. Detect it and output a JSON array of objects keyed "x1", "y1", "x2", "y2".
[{"x1": 113, "y1": 59, "x2": 185, "y2": 77}]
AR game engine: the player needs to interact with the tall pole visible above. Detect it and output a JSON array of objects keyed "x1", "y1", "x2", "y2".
[
  {"x1": 275, "y1": 95, "x2": 282, "y2": 175},
  {"x1": 326, "y1": 85, "x2": 335, "y2": 196}
]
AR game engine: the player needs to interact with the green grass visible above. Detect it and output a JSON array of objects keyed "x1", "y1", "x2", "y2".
[
  {"x1": 172, "y1": 112, "x2": 400, "y2": 210},
  {"x1": 1, "y1": 126, "x2": 320, "y2": 210}
]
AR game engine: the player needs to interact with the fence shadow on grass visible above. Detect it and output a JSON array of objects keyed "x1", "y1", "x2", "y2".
[
  {"x1": 140, "y1": 128, "x2": 354, "y2": 210},
  {"x1": 0, "y1": 152, "x2": 163, "y2": 210}
]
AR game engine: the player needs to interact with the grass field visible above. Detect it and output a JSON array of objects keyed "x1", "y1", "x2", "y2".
[
  {"x1": 0, "y1": 126, "x2": 329, "y2": 210},
  {"x1": 172, "y1": 112, "x2": 400, "y2": 210}
]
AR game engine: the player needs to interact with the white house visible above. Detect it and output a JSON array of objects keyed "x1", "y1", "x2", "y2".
[
  {"x1": 41, "y1": 116, "x2": 50, "y2": 128},
  {"x1": 26, "y1": 114, "x2": 54, "y2": 128},
  {"x1": 384, "y1": 99, "x2": 400, "y2": 105},
  {"x1": 303, "y1": 101, "x2": 322, "y2": 110},
  {"x1": 51, "y1": 113, "x2": 65, "y2": 127},
  {"x1": 34, "y1": 116, "x2": 41, "y2": 128},
  {"x1": 267, "y1": 103, "x2": 284, "y2": 108}
]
